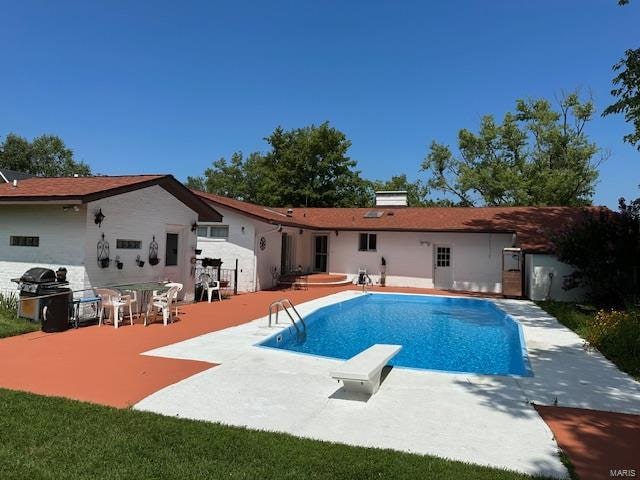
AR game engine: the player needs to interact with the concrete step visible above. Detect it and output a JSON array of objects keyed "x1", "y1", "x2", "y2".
[{"x1": 278, "y1": 273, "x2": 352, "y2": 288}]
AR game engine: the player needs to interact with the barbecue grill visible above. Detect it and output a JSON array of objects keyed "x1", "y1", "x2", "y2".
[{"x1": 12, "y1": 267, "x2": 72, "y2": 331}]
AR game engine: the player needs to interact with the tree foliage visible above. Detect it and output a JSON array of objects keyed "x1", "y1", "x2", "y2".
[
  {"x1": 553, "y1": 200, "x2": 640, "y2": 306},
  {"x1": 603, "y1": 48, "x2": 640, "y2": 150},
  {"x1": 0, "y1": 133, "x2": 90, "y2": 177},
  {"x1": 188, "y1": 123, "x2": 371, "y2": 207},
  {"x1": 187, "y1": 151, "x2": 264, "y2": 202},
  {"x1": 422, "y1": 93, "x2": 601, "y2": 206}
]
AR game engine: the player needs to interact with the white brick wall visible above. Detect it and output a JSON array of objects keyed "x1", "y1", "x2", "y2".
[
  {"x1": 0, "y1": 204, "x2": 87, "y2": 294},
  {"x1": 196, "y1": 205, "x2": 291, "y2": 292},
  {"x1": 197, "y1": 206, "x2": 257, "y2": 292},
  {"x1": 0, "y1": 185, "x2": 201, "y2": 301},
  {"x1": 84, "y1": 185, "x2": 199, "y2": 300}
]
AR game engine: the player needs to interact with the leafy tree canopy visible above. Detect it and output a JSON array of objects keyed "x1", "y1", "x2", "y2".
[
  {"x1": 188, "y1": 122, "x2": 371, "y2": 207},
  {"x1": 422, "y1": 93, "x2": 601, "y2": 206},
  {"x1": 0, "y1": 133, "x2": 90, "y2": 177},
  {"x1": 603, "y1": 48, "x2": 640, "y2": 150}
]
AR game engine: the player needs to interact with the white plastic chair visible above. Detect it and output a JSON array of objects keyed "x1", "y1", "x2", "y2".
[
  {"x1": 164, "y1": 282, "x2": 183, "y2": 316},
  {"x1": 95, "y1": 288, "x2": 133, "y2": 329},
  {"x1": 148, "y1": 285, "x2": 180, "y2": 326},
  {"x1": 199, "y1": 274, "x2": 221, "y2": 302}
]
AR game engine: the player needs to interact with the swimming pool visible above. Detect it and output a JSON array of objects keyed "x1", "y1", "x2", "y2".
[{"x1": 260, "y1": 293, "x2": 531, "y2": 376}]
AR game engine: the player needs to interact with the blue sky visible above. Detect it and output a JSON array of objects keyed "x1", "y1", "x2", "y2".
[{"x1": 1, "y1": 0, "x2": 638, "y2": 207}]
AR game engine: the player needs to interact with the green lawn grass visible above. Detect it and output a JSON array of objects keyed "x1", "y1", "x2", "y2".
[
  {"x1": 0, "y1": 388, "x2": 553, "y2": 480},
  {"x1": 0, "y1": 308, "x2": 39, "y2": 338},
  {"x1": 536, "y1": 301, "x2": 594, "y2": 337}
]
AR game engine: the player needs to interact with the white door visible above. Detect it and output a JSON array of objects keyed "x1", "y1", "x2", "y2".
[{"x1": 434, "y1": 244, "x2": 453, "y2": 289}]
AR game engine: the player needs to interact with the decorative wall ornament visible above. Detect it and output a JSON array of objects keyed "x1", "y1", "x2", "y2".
[
  {"x1": 148, "y1": 235, "x2": 159, "y2": 266},
  {"x1": 259, "y1": 236, "x2": 267, "y2": 251},
  {"x1": 97, "y1": 233, "x2": 110, "y2": 268},
  {"x1": 94, "y1": 208, "x2": 105, "y2": 227}
]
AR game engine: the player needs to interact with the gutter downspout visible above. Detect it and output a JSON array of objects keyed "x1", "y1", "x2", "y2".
[{"x1": 253, "y1": 223, "x2": 283, "y2": 292}]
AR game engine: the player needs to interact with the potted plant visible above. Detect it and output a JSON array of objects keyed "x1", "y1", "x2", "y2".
[
  {"x1": 136, "y1": 255, "x2": 145, "y2": 267},
  {"x1": 99, "y1": 258, "x2": 110, "y2": 268},
  {"x1": 116, "y1": 256, "x2": 124, "y2": 270}
]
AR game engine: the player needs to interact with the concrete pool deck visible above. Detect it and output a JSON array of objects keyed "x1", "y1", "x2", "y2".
[{"x1": 135, "y1": 291, "x2": 640, "y2": 478}]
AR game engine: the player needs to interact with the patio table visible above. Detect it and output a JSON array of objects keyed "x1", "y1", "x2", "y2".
[{"x1": 115, "y1": 282, "x2": 169, "y2": 326}]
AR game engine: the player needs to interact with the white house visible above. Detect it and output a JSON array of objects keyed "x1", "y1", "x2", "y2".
[
  {"x1": 195, "y1": 190, "x2": 587, "y2": 301},
  {"x1": 0, "y1": 175, "x2": 222, "y2": 301}
]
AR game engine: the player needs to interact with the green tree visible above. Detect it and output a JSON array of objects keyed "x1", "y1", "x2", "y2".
[
  {"x1": 422, "y1": 93, "x2": 601, "y2": 206},
  {"x1": 0, "y1": 133, "x2": 90, "y2": 177},
  {"x1": 190, "y1": 123, "x2": 371, "y2": 207},
  {"x1": 262, "y1": 123, "x2": 370, "y2": 207},
  {"x1": 603, "y1": 48, "x2": 640, "y2": 150},
  {"x1": 186, "y1": 151, "x2": 264, "y2": 202}
]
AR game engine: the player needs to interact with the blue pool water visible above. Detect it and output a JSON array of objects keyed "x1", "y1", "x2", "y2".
[{"x1": 260, "y1": 294, "x2": 531, "y2": 376}]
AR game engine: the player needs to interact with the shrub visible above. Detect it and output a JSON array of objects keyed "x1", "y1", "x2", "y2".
[
  {"x1": 0, "y1": 291, "x2": 18, "y2": 314},
  {"x1": 586, "y1": 309, "x2": 640, "y2": 377},
  {"x1": 553, "y1": 198, "x2": 640, "y2": 307}
]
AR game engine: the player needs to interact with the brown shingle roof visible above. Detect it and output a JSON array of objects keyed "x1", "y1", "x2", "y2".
[
  {"x1": 0, "y1": 175, "x2": 223, "y2": 222},
  {"x1": 0, "y1": 175, "x2": 165, "y2": 199},
  {"x1": 195, "y1": 192, "x2": 308, "y2": 227},
  {"x1": 195, "y1": 191, "x2": 597, "y2": 253}
]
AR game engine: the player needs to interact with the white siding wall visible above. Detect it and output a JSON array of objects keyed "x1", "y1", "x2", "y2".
[
  {"x1": 0, "y1": 204, "x2": 87, "y2": 294},
  {"x1": 84, "y1": 186, "x2": 199, "y2": 300},
  {"x1": 525, "y1": 253, "x2": 586, "y2": 302},
  {"x1": 327, "y1": 231, "x2": 512, "y2": 293}
]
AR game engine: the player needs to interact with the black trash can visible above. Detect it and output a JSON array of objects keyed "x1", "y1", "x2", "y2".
[{"x1": 41, "y1": 288, "x2": 72, "y2": 333}]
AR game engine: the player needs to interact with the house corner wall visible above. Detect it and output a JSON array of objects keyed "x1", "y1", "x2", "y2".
[
  {"x1": 0, "y1": 204, "x2": 88, "y2": 295},
  {"x1": 525, "y1": 253, "x2": 587, "y2": 302}
]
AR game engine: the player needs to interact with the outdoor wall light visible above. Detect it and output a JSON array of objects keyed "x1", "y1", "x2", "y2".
[
  {"x1": 191, "y1": 222, "x2": 198, "y2": 232},
  {"x1": 94, "y1": 208, "x2": 105, "y2": 227},
  {"x1": 335, "y1": 230, "x2": 339, "y2": 236},
  {"x1": 299, "y1": 229, "x2": 303, "y2": 235},
  {"x1": 241, "y1": 226, "x2": 245, "y2": 233},
  {"x1": 63, "y1": 205, "x2": 80, "y2": 213}
]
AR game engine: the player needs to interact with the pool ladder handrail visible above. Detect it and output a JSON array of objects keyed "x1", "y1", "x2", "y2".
[{"x1": 268, "y1": 298, "x2": 306, "y2": 337}]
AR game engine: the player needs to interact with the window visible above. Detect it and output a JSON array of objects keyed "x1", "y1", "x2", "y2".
[
  {"x1": 209, "y1": 226, "x2": 229, "y2": 238},
  {"x1": 358, "y1": 233, "x2": 377, "y2": 251},
  {"x1": 165, "y1": 233, "x2": 179, "y2": 266},
  {"x1": 116, "y1": 239, "x2": 141, "y2": 249},
  {"x1": 436, "y1": 246, "x2": 451, "y2": 267},
  {"x1": 197, "y1": 225, "x2": 229, "y2": 239},
  {"x1": 10, "y1": 236, "x2": 39, "y2": 247}
]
